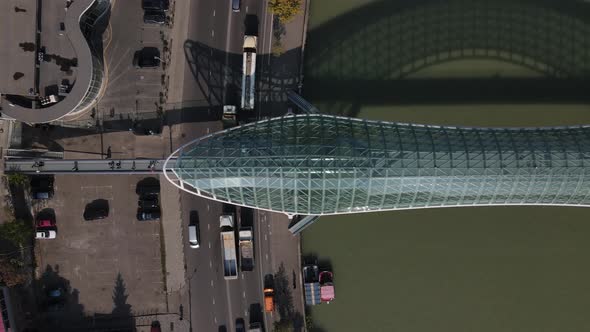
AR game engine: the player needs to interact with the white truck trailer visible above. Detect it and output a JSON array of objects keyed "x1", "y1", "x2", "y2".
[
  {"x1": 220, "y1": 214, "x2": 238, "y2": 280},
  {"x1": 241, "y1": 35, "x2": 257, "y2": 110}
]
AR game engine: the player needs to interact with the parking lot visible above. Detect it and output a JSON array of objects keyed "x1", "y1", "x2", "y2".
[
  {"x1": 34, "y1": 174, "x2": 166, "y2": 314},
  {"x1": 97, "y1": 0, "x2": 169, "y2": 118}
]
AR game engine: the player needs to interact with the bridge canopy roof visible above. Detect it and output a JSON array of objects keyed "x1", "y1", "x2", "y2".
[{"x1": 167, "y1": 114, "x2": 590, "y2": 215}]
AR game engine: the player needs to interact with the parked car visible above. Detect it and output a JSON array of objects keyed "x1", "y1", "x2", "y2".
[
  {"x1": 136, "y1": 178, "x2": 160, "y2": 195},
  {"x1": 142, "y1": 0, "x2": 169, "y2": 11},
  {"x1": 84, "y1": 199, "x2": 109, "y2": 221},
  {"x1": 36, "y1": 229, "x2": 57, "y2": 239},
  {"x1": 150, "y1": 321, "x2": 161, "y2": 332},
  {"x1": 133, "y1": 47, "x2": 161, "y2": 68},
  {"x1": 137, "y1": 208, "x2": 161, "y2": 221},
  {"x1": 30, "y1": 175, "x2": 54, "y2": 199},
  {"x1": 144, "y1": 10, "x2": 166, "y2": 24},
  {"x1": 36, "y1": 219, "x2": 56, "y2": 228},
  {"x1": 139, "y1": 194, "x2": 159, "y2": 209}
]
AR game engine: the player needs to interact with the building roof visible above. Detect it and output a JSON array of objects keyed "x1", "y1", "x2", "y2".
[
  {"x1": 0, "y1": 0, "x2": 98, "y2": 123},
  {"x1": 0, "y1": 0, "x2": 37, "y2": 96},
  {"x1": 166, "y1": 114, "x2": 590, "y2": 216}
]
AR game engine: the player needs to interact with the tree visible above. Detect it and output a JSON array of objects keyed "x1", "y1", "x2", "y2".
[
  {"x1": 0, "y1": 256, "x2": 26, "y2": 287},
  {"x1": 0, "y1": 220, "x2": 32, "y2": 247},
  {"x1": 5, "y1": 173, "x2": 28, "y2": 187},
  {"x1": 268, "y1": 0, "x2": 302, "y2": 23}
]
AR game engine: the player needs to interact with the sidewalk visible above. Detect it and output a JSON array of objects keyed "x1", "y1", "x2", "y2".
[{"x1": 154, "y1": 0, "x2": 192, "y2": 330}]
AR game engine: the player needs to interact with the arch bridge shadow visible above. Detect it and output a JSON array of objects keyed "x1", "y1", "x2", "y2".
[{"x1": 303, "y1": 0, "x2": 590, "y2": 114}]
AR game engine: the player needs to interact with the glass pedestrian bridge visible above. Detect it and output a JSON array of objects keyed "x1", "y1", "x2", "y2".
[{"x1": 164, "y1": 114, "x2": 590, "y2": 216}]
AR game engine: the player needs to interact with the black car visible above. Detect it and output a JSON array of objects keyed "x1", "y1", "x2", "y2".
[
  {"x1": 142, "y1": 0, "x2": 169, "y2": 11},
  {"x1": 30, "y1": 175, "x2": 54, "y2": 199},
  {"x1": 139, "y1": 194, "x2": 159, "y2": 209},
  {"x1": 133, "y1": 47, "x2": 161, "y2": 68},
  {"x1": 137, "y1": 208, "x2": 161, "y2": 221},
  {"x1": 84, "y1": 199, "x2": 110, "y2": 221},
  {"x1": 144, "y1": 10, "x2": 166, "y2": 24},
  {"x1": 235, "y1": 318, "x2": 245, "y2": 332},
  {"x1": 136, "y1": 177, "x2": 161, "y2": 195}
]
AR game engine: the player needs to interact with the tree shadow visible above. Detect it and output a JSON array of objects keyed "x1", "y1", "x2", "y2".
[
  {"x1": 274, "y1": 263, "x2": 304, "y2": 331},
  {"x1": 28, "y1": 266, "x2": 136, "y2": 331}
]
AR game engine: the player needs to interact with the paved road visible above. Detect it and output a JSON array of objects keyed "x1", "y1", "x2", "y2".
[{"x1": 177, "y1": 1, "x2": 275, "y2": 331}]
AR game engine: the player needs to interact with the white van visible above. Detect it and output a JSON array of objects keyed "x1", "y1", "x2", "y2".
[{"x1": 188, "y1": 224, "x2": 199, "y2": 249}]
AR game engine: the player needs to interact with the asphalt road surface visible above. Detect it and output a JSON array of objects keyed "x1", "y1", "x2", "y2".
[{"x1": 177, "y1": 0, "x2": 275, "y2": 331}]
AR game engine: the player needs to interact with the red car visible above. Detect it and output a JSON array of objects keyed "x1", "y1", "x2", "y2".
[{"x1": 36, "y1": 219, "x2": 55, "y2": 228}]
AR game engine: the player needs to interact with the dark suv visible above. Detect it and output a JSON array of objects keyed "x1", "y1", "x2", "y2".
[
  {"x1": 142, "y1": 0, "x2": 169, "y2": 11},
  {"x1": 30, "y1": 176, "x2": 54, "y2": 199},
  {"x1": 144, "y1": 10, "x2": 166, "y2": 24}
]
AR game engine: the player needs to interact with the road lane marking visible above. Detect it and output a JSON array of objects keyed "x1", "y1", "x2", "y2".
[
  {"x1": 212, "y1": 298, "x2": 215, "y2": 305},
  {"x1": 244, "y1": 310, "x2": 248, "y2": 316},
  {"x1": 208, "y1": 242, "x2": 211, "y2": 249},
  {"x1": 211, "y1": 280, "x2": 214, "y2": 287},
  {"x1": 208, "y1": 223, "x2": 210, "y2": 230},
  {"x1": 209, "y1": 260, "x2": 212, "y2": 268},
  {"x1": 265, "y1": 254, "x2": 269, "y2": 261},
  {"x1": 207, "y1": 127, "x2": 210, "y2": 134},
  {"x1": 213, "y1": 9, "x2": 216, "y2": 16},
  {"x1": 243, "y1": 291, "x2": 246, "y2": 298},
  {"x1": 214, "y1": 317, "x2": 218, "y2": 324},
  {"x1": 207, "y1": 204, "x2": 210, "y2": 211},
  {"x1": 246, "y1": 6, "x2": 248, "y2": 12},
  {"x1": 211, "y1": 30, "x2": 215, "y2": 37},
  {"x1": 264, "y1": 234, "x2": 267, "y2": 241}
]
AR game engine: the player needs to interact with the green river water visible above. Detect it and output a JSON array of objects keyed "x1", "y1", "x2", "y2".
[{"x1": 301, "y1": 1, "x2": 590, "y2": 331}]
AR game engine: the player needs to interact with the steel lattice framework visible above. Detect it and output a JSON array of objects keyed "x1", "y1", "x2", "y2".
[{"x1": 164, "y1": 114, "x2": 590, "y2": 215}]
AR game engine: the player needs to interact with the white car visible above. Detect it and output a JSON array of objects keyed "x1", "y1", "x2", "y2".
[{"x1": 36, "y1": 229, "x2": 56, "y2": 239}]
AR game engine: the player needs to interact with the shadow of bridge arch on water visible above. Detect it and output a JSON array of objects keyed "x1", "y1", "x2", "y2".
[{"x1": 303, "y1": 0, "x2": 590, "y2": 110}]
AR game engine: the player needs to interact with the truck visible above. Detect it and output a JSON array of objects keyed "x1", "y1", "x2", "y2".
[
  {"x1": 220, "y1": 214, "x2": 238, "y2": 280},
  {"x1": 241, "y1": 35, "x2": 257, "y2": 110},
  {"x1": 239, "y1": 227, "x2": 254, "y2": 271},
  {"x1": 263, "y1": 288, "x2": 274, "y2": 312}
]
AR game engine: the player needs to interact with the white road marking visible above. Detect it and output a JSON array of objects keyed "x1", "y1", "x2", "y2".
[
  {"x1": 265, "y1": 253, "x2": 269, "y2": 261},
  {"x1": 213, "y1": 9, "x2": 216, "y2": 16},
  {"x1": 207, "y1": 204, "x2": 210, "y2": 211},
  {"x1": 209, "y1": 260, "x2": 213, "y2": 268},
  {"x1": 242, "y1": 291, "x2": 246, "y2": 298},
  {"x1": 211, "y1": 30, "x2": 215, "y2": 37},
  {"x1": 212, "y1": 298, "x2": 216, "y2": 305},
  {"x1": 206, "y1": 127, "x2": 210, "y2": 134},
  {"x1": 264, "y1": 234, "x2": 267, "y2": 241},
  {"x1": 246, "y1": 6, "x2": 248, "y2": 12},
  {"x1": 214, "y1": 317, "x2": 218, "y2": 324},
  {"x1": 244, "y1": 310, "x2": 248, "y2": 316},
  {"x1": 241, "y1": 273, "x2": 244, "y2": 280},
  {"x1": 211, "y1": 280, "x2": 214, "y2": 287},
  {"x1": 208, "y1": 242, "x2": 211, "y2": 249},
  {"x1": 207, "y1": 223, "x2": 210, "y2": 230}
]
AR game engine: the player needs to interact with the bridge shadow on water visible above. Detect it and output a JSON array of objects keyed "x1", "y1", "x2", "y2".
[{"x1": 303, "y1": 0, "x2": 590, "y2": 116}]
